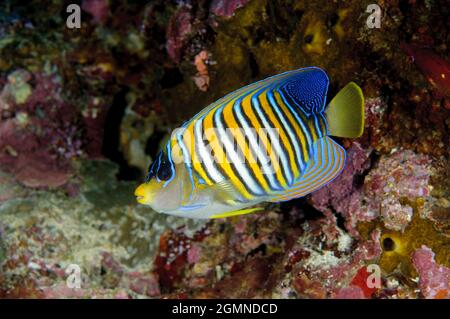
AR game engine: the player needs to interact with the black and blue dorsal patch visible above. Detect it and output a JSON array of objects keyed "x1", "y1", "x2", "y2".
[{"x1": 279, "y1": 67, "x2": 329, "y2": 116}]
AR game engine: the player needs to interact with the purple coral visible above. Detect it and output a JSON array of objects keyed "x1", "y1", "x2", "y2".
[
  {"x1": 311, "y1": 143, "x2": 433, "y2": 233},
  {"x1": 209, "y1": 0, "x2": 251, "y2": 18},
  {"x1": 364, "y1": 150, "x2": 432, "y2": 231},
  {"x1": 362, "y1": 97, "x2": 387, "y2": 146},
  {"x1": 333, "y1": 286, "x2": 365, "y2": 299},
  {"x1": 166, "y1": 6, "x2": 193, "y2": 63},
  {"x1": 310, "y1": 142, "x2": 374, "y2": 235},
  {"x1": 412, "y1": 246, "x2": 449, "y2": 299},
  {"x1": 0, "y1": 69, "x2": 85, "y2": 188}
]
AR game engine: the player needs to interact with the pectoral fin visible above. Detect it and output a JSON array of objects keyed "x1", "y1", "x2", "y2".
[{"x1": 209, "y1": 179, "x2": 241, "y2": 204}]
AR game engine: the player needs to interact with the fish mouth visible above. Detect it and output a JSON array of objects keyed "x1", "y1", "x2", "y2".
[
  {"x1": 134, "y1": 183, "x2": 148, "y2": 204},
  {"x1": 135, "y1": 194, "x2": 148, "y2": 204}
]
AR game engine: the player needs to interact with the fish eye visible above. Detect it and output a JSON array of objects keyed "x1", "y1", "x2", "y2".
[
  {"x1": 146, "y1": 150, "x2": 174, "y2": 182},
  {"x1": 157, "y1": 153, "x2": 173, "y2": 181}
]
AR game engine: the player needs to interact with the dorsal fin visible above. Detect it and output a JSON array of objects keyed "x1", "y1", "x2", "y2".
[
  {"x1": 278, "y1": 67, "x2": 329, "y2": 115},
  {"x1": 187, "y1": 67, "x2": 329, "y2": 124}
]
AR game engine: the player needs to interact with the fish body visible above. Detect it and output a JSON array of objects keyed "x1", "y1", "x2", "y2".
[{"x1": 135, "y1": 67, "x2": 364, "y2": 219}]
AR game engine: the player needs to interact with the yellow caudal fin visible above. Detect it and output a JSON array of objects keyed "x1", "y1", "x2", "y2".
[
  {"x1": 209, "y1": 207, "x2": 263, "y2": 219},
  {"x1": 325, "y1": 82, "x2": 365, "y2": 138}
]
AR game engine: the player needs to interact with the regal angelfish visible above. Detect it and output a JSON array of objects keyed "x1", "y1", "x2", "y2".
[{"x1": 135, "y1": 67, "x2": 364, "y2": 219}]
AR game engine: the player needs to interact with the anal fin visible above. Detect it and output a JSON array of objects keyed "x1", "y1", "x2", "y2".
[
  {"x1": 209, "y1": 207, "x2": 263, "y2": 219},
  {"x1": 269, "y1": 136, "x2": 346, "y2": 202}
]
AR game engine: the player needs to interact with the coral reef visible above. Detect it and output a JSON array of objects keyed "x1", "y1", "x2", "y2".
[
  {"x1": 0, "y1": 69, "x2": 79, "y2": 188},
  {"x1": 0, "y1": 0, "x2": 449, "y2": 299},
  {"x1": 312, "y1": 145, "x2": 434, "y2": 233},
  {"x1": 412, "y1": 246, "x2": 449, "y2": 299},
  {"x1": 166, "y1": 5, "x2": 193, "y2": 64}
]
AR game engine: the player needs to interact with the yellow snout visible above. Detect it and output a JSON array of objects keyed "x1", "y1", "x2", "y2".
[{"x1": 134, "y1": 183, "x2": 155, "y2": 205}]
